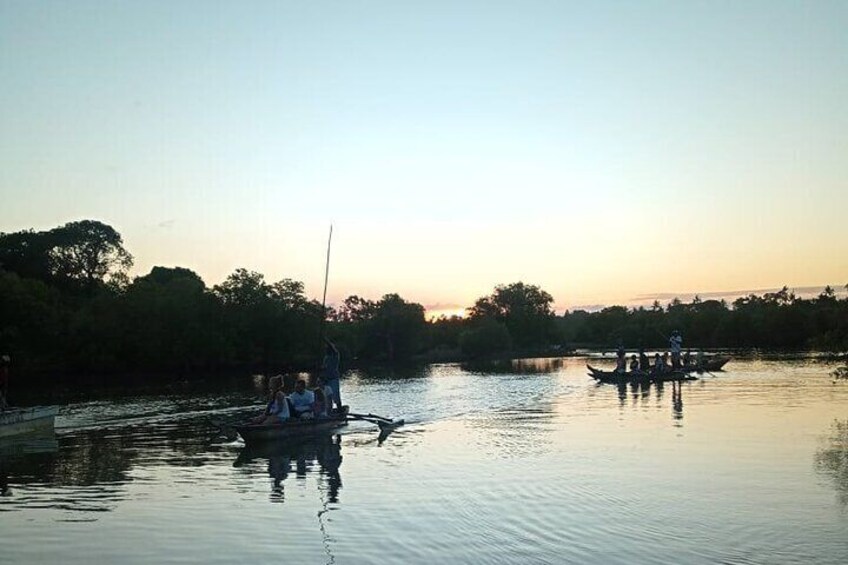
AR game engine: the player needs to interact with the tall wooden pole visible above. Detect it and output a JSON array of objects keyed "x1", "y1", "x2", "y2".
[{"x1": 314, "y1": 225, "x2": 333, "y2": 385}]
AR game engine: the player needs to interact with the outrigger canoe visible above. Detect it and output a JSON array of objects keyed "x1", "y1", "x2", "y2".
[
  {"x1": 0, "y1": 406, "x2": 59, "y2": 438},
  {"x1": 235, "y1": 414, "x2": 348, "y2": 446},
  {"x1": 587, "y1": 364, "x2": 698, "y2": 384}
]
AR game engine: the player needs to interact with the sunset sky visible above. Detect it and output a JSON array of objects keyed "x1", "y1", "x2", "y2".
[{"x1": 2, "y1": 1, "x2": 846, "y2": 314}]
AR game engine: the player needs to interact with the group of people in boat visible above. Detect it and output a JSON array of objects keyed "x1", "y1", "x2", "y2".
[
  {"x1": 254, "y1": 339, "x2": 345, "y2": 426},
  {"x1": 614, "y1": 331, "x2": 705, "y2": 375}
]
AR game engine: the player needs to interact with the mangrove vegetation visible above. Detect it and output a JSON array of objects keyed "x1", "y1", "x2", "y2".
[{"x1": 1, "y1": 221, "x2": 847, "y2": 380}]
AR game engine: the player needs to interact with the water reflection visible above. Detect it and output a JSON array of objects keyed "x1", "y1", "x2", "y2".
[
  {"x1": 670, "y1": 383, "x2": 682, "y2": 425},
  {"x1": 815, "y1": 419, "x2": 848, "y2": 506},
  {"x1": 0, "y1": 432, "x2": 59, "y2": 497},
  {"x1": 461, "y1": 357, "x2": 564, "y2": 375},
  {"x1": 233, "y1": 435, "x2": 343, "y2": 504},
  {"x1": 612, "y1": 381, "x2": 653, "y2": 403},
  {"x1": 607, "y1": 379, "x2": 686, "y2": 423},
  {"x1": 348, "y1": 364, "x2": 431, "y2": 383},
  {"x1": 0, "y1": 415, "x2": 241, "y2": 515},
  {"x1": 2, "y1": 359, "x2": 848, "y2": 565}
]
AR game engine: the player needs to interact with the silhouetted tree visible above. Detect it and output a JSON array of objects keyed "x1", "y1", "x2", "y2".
[
  {"x1": 47, "y1": 220, "x2": 133, "y2": 288},
  {"x1": 459, "y1": 318, "x2": 512, "y2": 358},
  {"x1": 0, "y1": 229, "x2": 56, "y2": 283},
  {"x1": 469, "y1": 282, "x2": 556, "y2": 347}
]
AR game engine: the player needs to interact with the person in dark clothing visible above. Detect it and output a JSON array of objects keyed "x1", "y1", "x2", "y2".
[
  {"x1": 639, "y1": 349, "x2": 650, "y2": 372},
  {"x1": 320, "y1": 339, "x2": 342, "y2": 412}
]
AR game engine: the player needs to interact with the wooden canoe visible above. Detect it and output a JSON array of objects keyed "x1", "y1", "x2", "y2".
[
  {"x1": 587, "y1": 364, "x2": 697, "y2": 384},
  {"x1": 235, "y1": 414, "x2": 348, "y2": 445}
]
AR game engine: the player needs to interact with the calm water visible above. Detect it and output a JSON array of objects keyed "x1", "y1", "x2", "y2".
[{"x1": 1, "y1": 357, "x2": 847, "y2": 564}]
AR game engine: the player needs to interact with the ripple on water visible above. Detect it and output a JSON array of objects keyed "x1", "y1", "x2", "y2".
[{"x1": 2, "y1": 358, "x2": 848, "y2": 564}]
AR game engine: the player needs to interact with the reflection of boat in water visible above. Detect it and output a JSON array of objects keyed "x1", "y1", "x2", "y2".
[
  {"x1": 0, "y1": 406, "x2": 59, "y2": 438},
  {"x1": 235, "y1": 434, "x2": 342, "y2": 467},
  {"x1": 587, "y1": 364, "x2": 698, "y2": 384},
  {"x1": 234, "y1": 435, "x2": 344, "y2": 502},
  {"x1": 0, "y1": 430, "x2": 59, "y2": 496},
  {"x1": 234, "y1": 414, "x2": 348, "y2": 446},
  {"x1": 0, "y1": 432, "x2": 58, "y2": 458}
]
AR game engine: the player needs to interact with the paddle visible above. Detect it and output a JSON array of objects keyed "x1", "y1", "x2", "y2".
[{"x1": 347, "y1": 411, "x2": 393, "y2": 423}]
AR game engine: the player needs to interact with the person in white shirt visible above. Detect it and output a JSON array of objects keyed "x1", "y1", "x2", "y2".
[
  {"x1": 289, "y1": 379, "x2": 315, "y2": 418},
  {"x1": 669, "y1": 330, "x2": 683, "y2": 369}
]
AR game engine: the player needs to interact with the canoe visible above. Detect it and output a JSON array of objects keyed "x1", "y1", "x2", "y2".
[
  {"x1": 0, "y1": 406, "x2": 58, "y2": 438},
  {"x1": 587, "y1": 364, "x2": 697, "y2": 384},
  {"x1": 234, "y1": 414, "x2": 348, "y2": 446}
]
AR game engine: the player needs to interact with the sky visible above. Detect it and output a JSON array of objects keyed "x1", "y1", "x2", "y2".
[{"x1": 2, "y1": 1, "x2": 846, "y2": 315}]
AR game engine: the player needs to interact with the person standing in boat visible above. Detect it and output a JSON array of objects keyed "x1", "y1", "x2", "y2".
[
  {"x1": 320, "y1": 338, "x2": 342, "y2": 413},
  {"x1": 0, "y1": 355, "x2": 10, "y2": 410},
  {"x1": 629, "y1": 354, "x2": 640, "y2": 372},
  {"x1": 669, "y1": 330, "x2": 683, "y2": 369}
]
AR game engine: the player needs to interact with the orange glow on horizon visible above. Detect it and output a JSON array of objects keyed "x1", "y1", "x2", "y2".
[{"x1": 425, "y1": 307, "x2": 468, "y2": 321}]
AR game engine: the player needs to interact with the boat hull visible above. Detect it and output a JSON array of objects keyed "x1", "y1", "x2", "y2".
[
  {"x1": 0, "y1": 406, "x2": 58, "y2": 438},
  {"x1": 694, "y1": 356, "x2": 730, "y2": 372},
  {"x1": 587, "y1": 365, "x2": 697, "y2": 384},
  {"x1": 235, "y1": 415, "x2": 348, "y2": 445}
]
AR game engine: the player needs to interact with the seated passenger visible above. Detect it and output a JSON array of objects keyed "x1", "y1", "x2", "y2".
[
  {"x1": 255, "y1": 376, "x2": 289, "y2": 425},
  {"x1": 290, "y1": 379, "x2": 315, "y2": 418},
  {"x1": 652, "y1": 353, "x2": 664, "y2": 374},
  {"x1": 615, "y1": 344, "x2": 626, "y2": 373},
  {"x1": 313, "y1": 387, "x2": 328, "y2": 418},
  {"x1": 639, "y1": 348, "x2": 650, "y2": 372}
]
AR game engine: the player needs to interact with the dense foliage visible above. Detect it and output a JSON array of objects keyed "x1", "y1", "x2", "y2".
[
  {"x1": 1, "y1": 221, "x2": 846, "y2": 379},
  {"x1": 558, "y1": 287, "x2": 848, "y2": 352}
]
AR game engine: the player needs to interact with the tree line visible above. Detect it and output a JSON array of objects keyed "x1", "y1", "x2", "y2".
[{"x1": 1, "y1": 221, "x2": 846, "y2": 380}]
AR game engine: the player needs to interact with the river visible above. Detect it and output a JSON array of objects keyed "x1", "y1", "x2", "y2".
[{"x1": 1, "y1": 356, "x2": 847, "y2": 564}]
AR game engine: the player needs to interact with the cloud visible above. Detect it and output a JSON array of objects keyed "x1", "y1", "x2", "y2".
[
  {"x1": 424, "y1": 302, "x2": 465, "y2": 311},
  {"x1": 631, "y1": 285, "x2": 846, "y2": 304},
  {"x1": 157, "y1": 219, "x2": 176, "y2": 229},
  {"x1": 564, "y1": 304, "x2": 607, "y2": 313}
]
